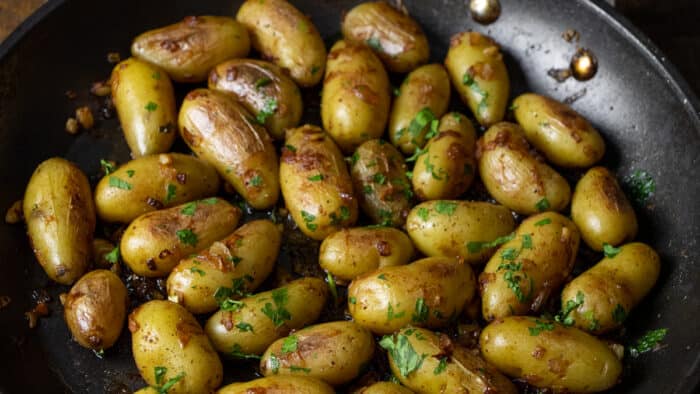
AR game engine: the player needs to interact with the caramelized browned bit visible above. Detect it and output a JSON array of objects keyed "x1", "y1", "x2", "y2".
[
  {"x1": 25, "y1": 302, "x2": 49, "y2": 329},
  {"x1": 65, "y1": 117, "x2": 79, "y2": 134},
  {"x1": 547, "y1": 67, "x2": 572, "y2": 83},
  {"x1": 106, "y1": 52, "x2": 121, "y2": 63},
  {"x1": 470, "y1": 0, "x2": 501, "y2": 25},
  {"x1": 90, "y1": 80, "x2": 111, "y2": 96},
  {"x1": 75, "y1": 106, "x2": 95, "y2": 129},
  {"x1": 5, "y1": 200, "x2": 23, "y2": 224},
  {"x1": 570, "y1": 48, "x2": 598, "y2": 81},
  {"x1": 563, "y1": 88, "x2": 588, "y2": 105},
  {"x1": 561, "y1": 29, "x2": 580, "y2": 43}
]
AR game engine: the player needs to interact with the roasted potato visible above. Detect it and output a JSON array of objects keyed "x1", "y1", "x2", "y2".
[
  {"x1": 218, "y1": 376, "x2": 334, "y2": 394},
  {"x1": 356, "y1": 382, "x2": 414, "y2": 394}
]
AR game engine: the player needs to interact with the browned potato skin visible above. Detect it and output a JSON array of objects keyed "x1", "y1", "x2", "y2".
[
  {"x1": 477, "y1": 122, "x2": 571, "y2": 214},
  {"x1": 120, "y1": 198, "x2": 240, "y2": 277},
  {"x1": 480, "y1": 212, "x2": 580, "y2": 321},
  {"x1": 23, "y1": 158, "x2": 96, "y2": 285},
  {"x1": 218, "y1": 376, "x2": 335, "y2": 394},
  {"x1": 355, "y1": 382, "x2": 414, "y2": 394},
  {"x1": 131, "y1": 16, "x2": 250, "y2": 83},
  {"x1": 63, "y1": 270, "x2": 128, "y2": 350},
  {"x1": 351, "y1": 139, "x2": 412, "y2": 227},
  {"x1": 571, "y1": 167, "x2": 638, "y2": 251},
  {"x1": 208, "y1": 59, "x2": 303, "y2": 140},
  {"x1": 341, "y1": 1, "x2": 429, "y2": 73},
  {"x1": 280, "y1": 125, "x2": 358, "y2": 240},
  {"x1": 236, "y1": 0, "x2": 326, "y2": 87},
  {"x1": 179, "y1": 89, "x2": 279, "y2": 209}
]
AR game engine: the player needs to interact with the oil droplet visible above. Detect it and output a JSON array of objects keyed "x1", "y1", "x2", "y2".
[
  {"x1": 570, "y1": 48, "x2": 598, "y2": 81},
  {"x1": 470, "y1": 0, "x2": 501, "y2": 25}
]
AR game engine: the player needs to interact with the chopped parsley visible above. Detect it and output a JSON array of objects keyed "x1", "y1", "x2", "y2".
[
  {"x1": 165, "y1": 183, "x2": 177, "y2": 204},
  {"x1": 189, "y1": 266, "x2": 206, "y2": 276},
  {"x1": 261, "y1": 288, "x2": 291, "y2": 327},
  {"x1": 100, "y1": 159, "x2": 115, "y2": 174},
  {"x1": 109, "y1": 176, "x2": 132, "y2": 190},
  {"x1": 220, "y1": 299, "x2": 245, "y2": 312},
  {"x1": 281, "y1": 335, "x2": 298, "y2": 353},
  {"x1": 535, "y1": 198, "x2": 550, "y2": 212},
  {"x1": 412, "y1": 298, "x2": 429, "y2": 323},
  {"x1": 269, "y1": 354, "x2": 281, "y2": 373},
  {"x1": 612, "y1": 304, "x2": 627, "y2": 323},
  {"x1": 373, "y1": 173, "x2": 387, "y2": 185},
  {"x1": 153, "y1": 366, "x2": 185, "y2": 394},
  {"x1": 126, "y1": 169, "x2": 135, "y2": 177},
  {"x1": 300, "y1": 210, "x2": 317, "y2": 232},
  {"x1": 629, "y1": 328, "x2": 668, "y2": 357},
  {"x1": 231, "y1": 343, "x2": 261, "y2": 360},
  {"x1": 236, "y1": 322, "x2": 254, "y2": 332},
  {"x1": 104, "y1": 246, "x2": 120, "y2": 264},
  {"x1": 555, "y1": 291, "x2": 585, "y2": 326},
  {"x1": 528, "y1": 319, "x2": 555, "y2": 336},
  {"x1": 499, "y1": 262, "x2": 530, "y2": 303},
  {"x1": 416, "y1": 207, "x2": 430, "y2": 221},
  {"x1": 467, "y1": 233, "x2": 515, "y2": 254},
  {"x1": 379, "y1": 332, "x2": 426, "y2": 377},
  {"x1": 378, "y1": 273, "x2": 387, "y2": 280},
  {"x1": 366, "y1": 36, "x2": 382, "y2": 51},
  {"x1": 534, "y1": 218, "x2": 552, "y2": 226},
  {"x1": 285, "y1": 144, "x2": 297, "y2": 152},
  {"x1": 603, "y1": 243, "x2": 622, "y2": 258},
  {"x1": 256, "y1": 98, "x2": 278, "y2": 124},
  {"x1": 522, "y1": 234, "x2": 533, "y2": 250},
  {"x1": 308, "y1": 174, "x2": 324, "y2": 181},
  {"x1": 363, "y1": 185, "x2": 373, "y2": 195},
  {"x1": 433, "y1": 357, "x2": 448, "y2": 375},
  {"x1": 625, "y1": 169, "x2": 656, "y2": 205},
  {"x1": 290, "y1": 365, "x2": 311, "y2": 373},
  {"x1": 423, "y1": 155, "x2": 445, "y2": 181},
  {"x1": 348, "y1": 296, "x2": 357, "y2": 305},
  {"x1": 583, "y1": 311, "x2": 600, "y2": 331},
  {"x1": 405, "y1": 146, "x2": 427, "y2": 163},
  {"x1": 434, "y1": 201, "x2": 457, "y2": 216},
  {"x1": 181, "y1": 202, "x2": 197, "y2": 216},
  {"x1": 387, "y1": 303, "x2": 406, "y2": 321},
  {"x1": 407, "y1": 107, "x2": 437, "y2": 143},
  {"x1": 326, "y1": 271, "x2": 338, "y2": 303},
  {"x1": 462, "y1": 72, "x2": 489, "y2": 114},
  {"x1": 145, "y1": 101, "x2": 158, "y2": 112},
  {"x1": 250, "y1": 175, "x2": 263, "y2": 187},
  {"x1": 254, "y1": 77, "x2": 272, "y2": 89},
  {"x1": 350, "y1": 152, "x2": 359, "y2": 166},
  {"x1": 176, "y1": 229, "x2": 197, "y2": 246}
]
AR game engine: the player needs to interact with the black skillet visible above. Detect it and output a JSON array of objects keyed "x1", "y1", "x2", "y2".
[{"x1": 0, "y1": 0, "x2": 698, "y2": 393}]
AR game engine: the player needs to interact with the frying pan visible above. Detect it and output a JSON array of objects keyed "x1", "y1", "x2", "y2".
[{"x1": 0, "y1": 0, "x2": 698, "y2": 393}]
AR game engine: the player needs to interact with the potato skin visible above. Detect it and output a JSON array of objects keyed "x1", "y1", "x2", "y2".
[
  {"x1": 260, "y1": 321, "x2": 375, "y2": 386},
  {"x1": 319, "y1": 227, "x2": 414, "y2": 282},
  {"x1": 562, "y1": 242, "x2": 660, "y2": 334},
  {"x1": 179, "y1": 89, "x2": 279, "y2": 209},
  {"x1": 111, "y1": 57, "x2": 177, "y2": 157},
  {"x1": 445, "y1": 31, "x2": 509, "y2": 126},
  {"x1": 218, "y1": 376, "x2": 335, "y2": 394},
  {"x1": 356, "y1": 382, "x2": 414, "y2": 394},
  {"x1": 94, "y1": 153, "x2": 220, "y2": 223},
  {"x1": 205, "y1": 278, "x2": 328, "y2": 356},
  {"x1": 348, "y1": 256, "x2": 476, "y2": 334},
  {"x1": 389, "y1": 64, "x2": 451, "y2": 154},
  {"x1": 480, "y1": 212, "x2": 580, "y2": 321},
  {"x1": 477, "y1": 122, "x2": 571, "y2": 214},
  {"x1": 405, "y1": 201, "x2": 515, "y2": 264},
  {"x1": 120, "y1": 198, "x2": 240, "y2": 277},
  {"x1": 131, "y1": 16, "x2": 250, "y2": 83},
  {"x1": 480, "y1": 316, "x2": 622, "y2": 392},
  {"x1": 571, "y1": 167, "x2": 638, "y2": 251},
  {"x1": 322, "y1": 40, "x2": 390, "y2": 153},
  {"x1": 236, "y1": 0, "x2": 326, "y2": 87},
  {"x1": 208, "y1": 59, "x2": 302, "y2": 140},
  {"x1": 167, "y1": 220, "x2": 280, "y2": 314},
  {"x1": 280, "y1": 125, "x2": 358, "y2": 240},
  {"x1": 341, "y1": 1, "x2": 429, "y2": 73},
  {"x1": 63, "y1": 270, "x2": 128, "y2": 350},
  {"x1": 513, "y1": 93, "x2": 605, "y2": 168},
  {"x1": 23, "y1": 157, "x2": 96, "y2": 285},
  {"x1": 129, "y1": 300, "x2": 223, "y2": 394}
]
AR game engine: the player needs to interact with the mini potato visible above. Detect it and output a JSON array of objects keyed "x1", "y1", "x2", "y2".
[
  {"x1": 477, "y1": 122, "x2": 571, "y2": 214},
  {"x1": 236, "y1": 0, "x2": 326, "y2": 87},
  {"x1": 405, "y1": 201, "x2": 515, "y2": 264},
  {"x1": 348, "y1": 256, "x2": 476, "y2": 334},
  {"x1": 445, "y1": 31, "x2": 509, "y2": 126},
  {"x1": 131, "y1": 16, "x2": 250, "y2": 83},
  {"x1": 120, "y1": 198, "x2": 240, "y2": 277},
  {"x1": 480, "y1": 316, "x2": 622, "y2": 392},
  {"x1": 351, "y1": 139, "x2": 412, "y2": 227},
  {"x1": 513, "y1": 93, "x2": 605, "y2": 167},
  {"x1": 319, "y1": 227, "x2": 415, "y2": 282},
  {"x1": 280, "y1": 125, "x2": 358, "y2": 240},
  {"x1": 218, "y1": 376, "x2": 334, "y2": 394},
  {"x1": 260, "y1": 321, "x2": 374, "y2": 386},
  {"x1": 571, "y1": 166, "x2": 638, "y2": 251},
  {"x1": 383, "y1": 328, "x2": 516, "y2": 394},
  {"x1": 179, "y1": 89, "x2": 279, "y2": 209},
  {"x1": 341, "y1": 1, "x2": 429, "y2": 73},
  {"x1": 411, "y1": 131, "x2": 475, "y2": 201},
  {"x1": 561, "y1": 242, "x2": 660, "y2": 334},
  {"x1": 356, "y1": 382, "x2": 414, "y2": 394},
  {"x1": 322, "y1": 40, "x2": 390, "y2": 153},
  {"x1": 111, "y1": 57, "x2": 177, "y2": 157},
  {"x1": 480, "y1": 212, "x2": 580, "y2": 321},
  {"x1": 389, "y1": 64, "x2": 451, "y2": 154},
  {"x1": 205, "y1": 278, "x2": 328, "y2": 356},
  {"x1": 23, "y1": 158, "x2": 96, "y2": 285},
  {"x1": 129, "y1": 300, "x2": 223, "y2": 394},
  {"x1": 167, "y1": 220, "x2": 281, "y2": 314},
  {"x1": 94, "y1": 153, "x2": 220, "y2": 223},
  {"x1": 62, "y1": 270, "x2": 128, "y2": 350}
]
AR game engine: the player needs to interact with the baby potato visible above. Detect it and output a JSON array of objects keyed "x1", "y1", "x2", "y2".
[
  {"x1": 341, "y1": 1, "x2": 429, "y2": 73},
  {"x1": 480, "y1": 212, "x2": 580, "y2": 321},
  {"x1": 23, "y1": 157, "x2": 96, "y2": 285},
  {"x1": 218, "y1": 376, "x2": 334, "y2": 394},
  {"x1": 319, "y1": 227, "x2": 415, "y2": 282},
  {"x1": 131, "y1": 16, "x2": 250, "y2": 83},
  {"x1": 571, "y1": 166, "x2": 638, "y2": 251},
  {"x1": 260, "y1": 321, "x2": 374, "y2": 386},
  {"x1": 348, "y1": 256, "x2": 476, "y2": 334},
  {"x1": 236, "y1": 0, "x2": 326, "y2": 87},
  {"x1": 94, "y1": 153, "x2": 220, "y2": 223},
  {"x1": 356, "y1": 382, "x2": 414, "y2": 394},
  {"x1": 513, "y1": 93, "x2": 605, "y2": 168},
  {"x1": 438, "y1": 112, "x2": 476, "y2": 141},
  {"x1": 167, "y1": 220, "x2": 280, "y2": 314},
  {"x1": 205, "y1": 278, "x2": 328, "y2": 357},
  {"x1": 405, "y1": 201, "x2": 515, "y2": 265},
  {"x1": 111, "y1": 57, "x2": 177, "y2": 157},
  {"x1": 477, "y1": 122, "x2": 571, "y2": 214},
  {"x1": 389, "y1": 64, "x2": 451, "y2": 154},
  {"x1": 179, "y1": 89, "x2": 279, "y2": 209},
  {"x1": 480, "y1": 316, "x2": 622, "y2": 392},
  {"x1": 62, "y1": 270, "x2": 128, "y2": 350},
  {"x1": 383, "y1": 327, "x2": 516, "y2": 394},
  {"x1": 208, "y1": 59, "x2": 302, "y2": 140},
  {"x1": 445, "y1": 31, "x2": 509, "y2": 126},
  {"x1": 280, "y1": 125, "x2": 358, "y2": 240},
  {"x1": 120, "y1": 198, "x2": 240, "y2": 277},
  {"x1": 411, "y1": 131, "x2": 475, "y2": 201},
  {"x1": 561, "y1": 242, "x2": 660, "y2": 334},
  {"x1": 322, "y1": 40, "x2": 390, "y2": 153},
  {"x1": 129, "y1": 300, "x2": 223, "y2": 394},
  {"x1": 351, "y1": 139, "x2": 412, "y2": 227}
]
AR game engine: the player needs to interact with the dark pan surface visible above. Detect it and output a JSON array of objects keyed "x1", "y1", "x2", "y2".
[{"x1": 0, "y1": 0, "x2": 698, "y2": 393}]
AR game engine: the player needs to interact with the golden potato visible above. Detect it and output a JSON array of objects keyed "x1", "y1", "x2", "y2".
[
  {"x1": 356, "y1": 382, "x2": 414, "y2": 394},
  {"x1": 218, "y1": 376, "x2": 334, "y2": 394}
]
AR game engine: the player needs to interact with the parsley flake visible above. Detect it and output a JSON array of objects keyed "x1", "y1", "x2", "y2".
[
  {"x1": 300, "y1": 210, "x2": 317, "y2": 232},
  {"x1": 629, "y1": 328, "x2": 667, "y2": 357},
  {"x1": 467, "y1": 233, "x2": 515, "y2": 254},
  {"x1": 231, "y1": 343, "x2": 261, "y2": 360},
  {"x1": 261, "y1": 288, "x2": 291, "y2": 327},
  {"x1": 176, "y1": 229, "x2": 197, "y2": 246},
  {"x1": 535, "y1": 198, "x2": 550, "y2": 212},
  {"x1": 109, "y1": 176, "x2": 132, "y2": 190},
  {"x1": 379, "y1": 333, "x2": 426, "y2": 377},
  {"x1": 603, "y1": 243, "x2": 622, "y2": 258},
  {"x1": 254, "y1": 77, "x2": 272, "y2": 89},
  {"x1": 308, "y1": 174, "x2": 324, "y2": 182},
  {"x1": 625, "y1": 169, "x2": 656, "y2": 205},
  {"x1": 236, "y1": 322, "x2": 254, "y2": 332},
  {"x1": 145, "y1": 101, "x2": 158, "y2": 112},
  {"x1": 434, "y1": 201, "x2": 457, "y2": 216},
  {"x1": 105, "y1": 246, "x2": 120, "y2": 264},
  {"x1": 281, "y1": 335, "x2": 298, "y2": 353},
  {"x1": 528, "y1": 319, "x2": 555, "y2": 336},
  {"x1": 412, "y1": 298, "x2": 429, "y2": 323},
  {"x1": 433, "y1": 357, "x2": 448, "y2": 375},
  {"x1": 256, "y1": 98, "x2": 278, "y2": 124},
  {"x1": 165, "y1": 184, "x2": 176, "y2": 204},
  {"x1": 555, "y1": 291, "x2": 585, "y2": 326},
  {"x1": 534, "y1": 218, "x2": 552, "y2": 226},
  {"x1": 181, "y1": 202, "x2": 197, "y2": 216},
  {"x1": 387, "y1": 303, "x2": 406, "y2": 321},
  {"x1": 612, "y1": 304, "x2": 627, "y2": 323},
  {"x1": 100, "y1": 159, "x2": 116, "y2": 175}
]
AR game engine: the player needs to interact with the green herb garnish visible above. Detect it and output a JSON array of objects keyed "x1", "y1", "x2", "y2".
[
  {"x1": 250, "y1": 175, "x2": 263, "y2": 187},
  {"x1": 625, "y1": 169, "x2": 655, "y2": 205},
  {"x1": 165, "y1": 183, "x2": 176, "y2": 203},
  {"x1": 256, "y1": 98, "x2": 278, "y2": 124},
  {"x1": 109, "y1": 176, "x2": 132, "y2": 190},
  {"x1": 104, "y1": 246, "x2": 119, "y2": 264},
  {"x1": 434, "y1": 201, "x2": 457, "y2": 216},
  {"x1": 603, "y1": 243, "x2": 622, "y2": 258},
  {"x1": 300, "y1": 210, "x2": 317, "y2": 232},
  {"x1": 100, "y1": 159, "x2": 115, "y2": 175},
  {"x1": 379, "y1": 333, "x2": 426, "y2": 377},
  {"x1": 326, "y1": 271, "x2": 338, "y2": 303},
  {"x1": 308, "y1": 174, "x2": 324, "y2": 182},
  {"x1": 535, "y1": 197, "x2": 550, "y2": 212},
  {"x1": 534, "y1": 218, "x2": 552, "y2": 226},
  {"x1": 433, "y1": 357, "x2": 448, "y2": 375},
  {"x1": 176, "y1": 229, "x2": 197, "y2": 246},
  {"x1": 467, "y1": 233, "x2": 515, "y2": 254},
  {"x1": 555, "y1": 291, "x2": 585, "y2": 326},
  {"x1": 181, "y1": 202, "x2": 197, "y2": 216},
  {"x1": 261, "y1": 288, "x2": 291, "y2": 327},
  {"x1": 231, "y1": 344, "x2": 261, "y2": 360},
  {"x1": 281, "y1": 335, "x2": 298, "y2": 353},
  {"x1": 629, "y1": 328, "x2": 668, "y2": 357},
  {"x1": 255, "y1": 77, "x2": 272, "y2": 89},
  {"x1": 528, "y1": 319, "x2": 555, "y2": 336},
  {"x1": 145, "y1": 101, "x2": 158, "y2": 112},
  {"x1": 387, "y1": 303, "x2": 406, "y2": 321},
  {"x1": 412, "y1": 298, "x2": 429, "y2": 323},
  {"x1": 236, "y1": 322, "x2": 254, "y2": 332}
]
